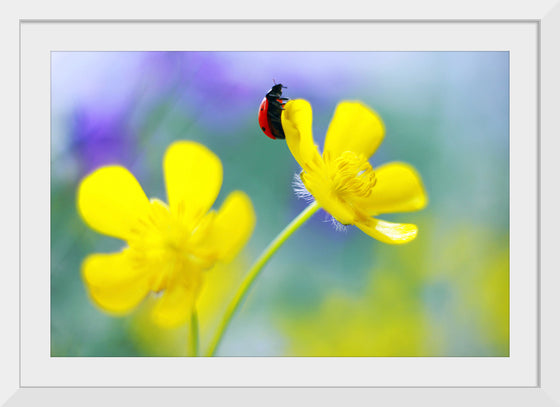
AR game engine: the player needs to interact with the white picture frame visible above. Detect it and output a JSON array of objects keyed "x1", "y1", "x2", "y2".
[{"x1": 4, "y1": 0, "x2": 559, "y2": 404}]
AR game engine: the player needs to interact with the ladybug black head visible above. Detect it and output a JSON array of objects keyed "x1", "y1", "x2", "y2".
[{"x1": 270, "y1": 83, "x2": 286, "y2": 93}]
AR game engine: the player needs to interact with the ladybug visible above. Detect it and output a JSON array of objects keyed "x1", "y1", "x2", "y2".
[{"x1": 258, "y1": 83, "x2": 288, "y2": 140}]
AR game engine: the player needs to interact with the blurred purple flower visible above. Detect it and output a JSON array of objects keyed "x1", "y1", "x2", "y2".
[
  {"x1": 70, "y1": 105, "x2": 135, "y2": 175},
  {"x1": 141, "y1": 52, "x2": 259, "y2": 133}
]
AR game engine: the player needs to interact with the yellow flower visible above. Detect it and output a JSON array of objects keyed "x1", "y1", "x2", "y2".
[
  {"x1": 281, "y1": 100, "x2": 427, "y2": 244},
  {"x1": 77, "y1": 141, "x2": 256, "y2": 327}
]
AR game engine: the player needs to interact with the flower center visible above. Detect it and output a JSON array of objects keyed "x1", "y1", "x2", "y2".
[
  {"x1": 328, "y1": 151, "x2": 377, "y2": 199},
  {"x1": 127, "y1": 199, "x2": 213, "y2": 292}
]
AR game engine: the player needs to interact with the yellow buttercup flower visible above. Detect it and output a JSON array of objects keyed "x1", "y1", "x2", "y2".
[
  {"x1": 77, "y1": 141, "x2": 256, "y2": 327},
  {"x1": 281, "y1": 100, "x2": 427, "y2": 244}
]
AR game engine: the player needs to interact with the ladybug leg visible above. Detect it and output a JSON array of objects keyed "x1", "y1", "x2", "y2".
[{"x1": 275, "y1": 97, "x2": 289, "y2": 109}]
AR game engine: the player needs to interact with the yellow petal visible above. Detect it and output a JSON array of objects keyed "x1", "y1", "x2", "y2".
[
  {"x1": 360, "y1": 162, "x2": 428, "y2": 215},
  {"x1": 82, "y1": 250, "x2": 150, "y2": 314},
  {"x1": 77, "y1": 166, "x2": 151, "y2": 240},
  {"x1": 323, "y1": 102, "x2": 385, "y2": 162},
  {"x1": 151, "y1": 277, "x2": 203, "y2": 328},
  {"x1": 163, "y1": 141, "x2": 223, "y2": 225},
  {"x1": 301, "y1": 171, "x2": 357, "y2": 225},
  {"x1": 281, "y1": 100, "x2": 324, "y2": 172},
  {"x1": 194, "y1": 191, "x2": 256, "y2": 262},
  {"x1": 355, "y1": 217, "x2": 418, "y2": 244}
]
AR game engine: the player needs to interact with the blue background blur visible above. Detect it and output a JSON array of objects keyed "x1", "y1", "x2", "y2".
[{"x1": 51, "y1": 51, "x2": 509, "y2": 357}]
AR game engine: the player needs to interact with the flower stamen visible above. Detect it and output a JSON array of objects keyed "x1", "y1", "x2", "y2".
[
  {"x1": 328, "y1": 151, "x2": 377, "y2": 199},
  {"x1": 125, "y1": 199, "x2": 216, "y2": 292}
]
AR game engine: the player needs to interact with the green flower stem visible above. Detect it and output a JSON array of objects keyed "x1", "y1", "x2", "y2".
[
  {"x1": 188, "y1": 306, "x2": 199, "y2": 357},
  {"x1": 205, "y1": 201, "x2": 320, "y2": 357}
]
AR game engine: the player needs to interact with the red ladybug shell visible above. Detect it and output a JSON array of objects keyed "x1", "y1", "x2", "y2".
[
  {"x1": 258, "y1": 83, "x2": 288, "y2": 140},
  {"x1": 258, "y1": 97, "x2": 276, "y2": 140}
]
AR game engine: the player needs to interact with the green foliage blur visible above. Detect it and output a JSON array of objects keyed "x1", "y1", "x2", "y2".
[{"x1": 51, "y1": 52, "x2": 509, "y2": 356}]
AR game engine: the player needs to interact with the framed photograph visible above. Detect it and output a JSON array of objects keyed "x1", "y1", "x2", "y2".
[{"x1": 6, "y1": 1, "x2": 559, "y2": 405}]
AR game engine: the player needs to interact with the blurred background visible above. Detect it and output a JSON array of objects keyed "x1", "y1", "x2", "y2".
[{"x1": 51, "y1": 51, "x2": 509, "y2": 357}]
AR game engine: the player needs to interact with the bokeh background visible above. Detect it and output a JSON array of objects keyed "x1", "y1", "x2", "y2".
[{"x1": 51, "y1": 51, "x2": 509, "y2": 357}]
